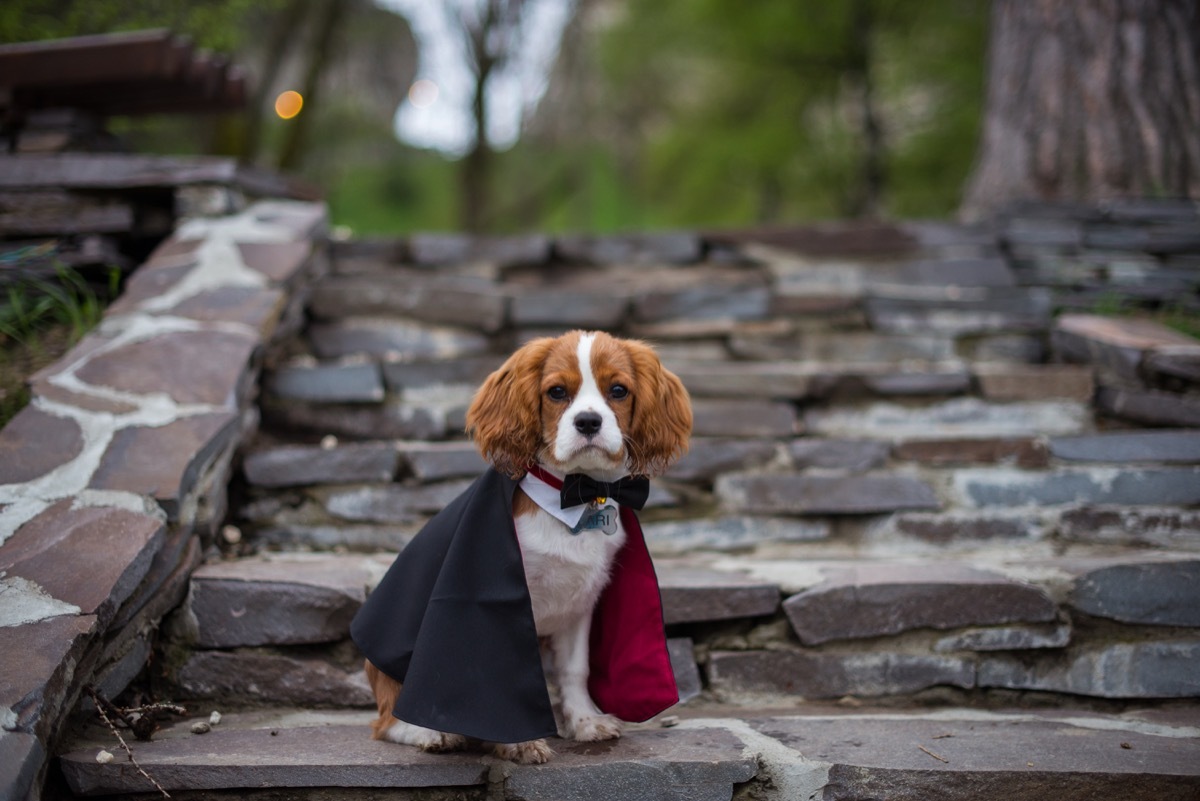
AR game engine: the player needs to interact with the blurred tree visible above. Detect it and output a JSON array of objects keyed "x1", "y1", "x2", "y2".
[{"x1": 962, "y1": 0, "x2": 1200, "y2": 218}]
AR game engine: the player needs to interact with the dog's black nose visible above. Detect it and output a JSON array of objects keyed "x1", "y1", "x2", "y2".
[{"x1": 574, "y1": 411, "x2": 603, "y2": 437}]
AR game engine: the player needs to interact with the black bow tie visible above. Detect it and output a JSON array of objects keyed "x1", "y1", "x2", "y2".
[{"x1": 560, "y1": 474, "x2": 651, "y2": 510}]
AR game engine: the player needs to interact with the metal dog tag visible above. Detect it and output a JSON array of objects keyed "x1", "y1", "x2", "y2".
[{"x1": 572, "y1": 503, "x2": 619, "y2": 535}]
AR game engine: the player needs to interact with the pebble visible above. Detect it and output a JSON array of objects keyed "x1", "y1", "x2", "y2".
[
  {"x1": 660, "y1": 716, "x2": 680, "y2": 728},
  {"x1": 209, "y1": 710, "x2": 222, "y2": 726},
  {"x1": 95, "y1": 750, "x2": 114, "y2": 764},
  {"x1": 191, "y1": 721, "x2": 211, "y2": 735}
]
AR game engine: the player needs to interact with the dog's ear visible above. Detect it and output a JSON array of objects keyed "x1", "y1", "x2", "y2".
[
  {"x1": 625, "y1": 340, "x2": 692, "y2": 477},
  {"x1": 466, "y1": 337, "x2": 556, "y2": 479}
]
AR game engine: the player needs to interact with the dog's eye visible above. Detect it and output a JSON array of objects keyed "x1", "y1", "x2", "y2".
[
  {"x1": 547, "y1": 386, "x2": 569, "y2": 401},
  {"x1": 610, "y1": 384, "x2": 629, "y2": 399}
]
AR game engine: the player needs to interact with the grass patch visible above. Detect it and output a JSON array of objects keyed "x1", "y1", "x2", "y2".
[{"x1": 0, "y1": 254, "x2": 117, "y2": 427}]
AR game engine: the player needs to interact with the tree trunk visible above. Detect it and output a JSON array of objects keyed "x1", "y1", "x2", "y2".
[
  {"x1": 961, "y1": 0, "x2": 1200, "y2": 220},
  {"x1": 278, "y1": 0, "x2": 348, "y2": 172},
  {"x1": 460, "y1": 53, "x2": 493, "y2": 234}
]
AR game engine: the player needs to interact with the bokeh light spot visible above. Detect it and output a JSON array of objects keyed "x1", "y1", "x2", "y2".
[
  {"x1": 408, "y1": 79, "x2": 439, "y2": 109},
  {"x1": 275, "y1": 90, "x2": 304, "y2": 120}
]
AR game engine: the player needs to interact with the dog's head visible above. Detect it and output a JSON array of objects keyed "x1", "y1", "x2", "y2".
[{"x1": 466, "y1": 331, "x2": 692, "y2": 479}]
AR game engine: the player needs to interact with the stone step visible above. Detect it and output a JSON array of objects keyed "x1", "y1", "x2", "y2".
[{"x1": 56, "y1": 705, "x2": 1200, "y2": 800}]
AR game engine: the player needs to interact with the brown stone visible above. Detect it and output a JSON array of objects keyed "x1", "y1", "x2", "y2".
[
  {"x1": 0, "y1": 614, "x2": 97, "y2": 738},
  {"x1": 691, "y1": 400, "x2": 799, "y2": 438},
  {"x1": 173, "y1": 650, "x2": 373, "y2": 707},
  {"x1": 167, "y1": 286, "x2": 286, "y2": 335},
  {"x1": 0, "y1": 405, "x2": 83, "y2": 484},
  {"x1": 1058, "y1": 506, "x2": 1200, "y2": 549},
  {"x1": 1, "y1": 499, "x2": 165, "y2": 628},
  {"x1": 892, "y1": 437, "x2": 1049, "y2": 467},
  {"x1": 668, "y1": 361, "x2": 816, "y2": 399},
  {"x1": 1096, "y1": 385, "x2": 1200, "y2": 427},
  {"x1": 75, "y1": 329, "x2": 258, "y2": 407},
  {"x1": 782, "y1": 562, "x2": 1058, "y2": 644},
  {"x1": 88, "y1": 412, "x2": 241, "y2": 519},
  {"x1": 666, "y1": 438, "x2": 780, "y2": 482},
  {"x1": 658, "y1": 567, "x2": 780, "y2": 624},
  {"x1": 974, "y1": 364, "x2": 1095, "y2": 401},
  {"x1": 104, "y1": 260, "x2": 197, "y2": 315}
]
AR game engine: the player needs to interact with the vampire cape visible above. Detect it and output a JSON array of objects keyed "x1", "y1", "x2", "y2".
[{"x1": 350, "y1": 467, "x2": 678, "y2": 744}]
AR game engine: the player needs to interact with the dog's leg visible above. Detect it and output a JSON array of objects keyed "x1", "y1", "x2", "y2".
[
  {"x1": 364, "y1": 660, "x2": 466, "y2": 753},
  {"x1": 550, "y1": 617, "x2": 622, "y2": 742}
]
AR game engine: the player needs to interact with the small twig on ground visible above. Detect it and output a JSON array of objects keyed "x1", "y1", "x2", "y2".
[
  {"x1": 84, "y1": 686, "x2": 172, "y2": 799},
  {"x1": 918, "y1": 744, "x2": 950, "y2": 764}
]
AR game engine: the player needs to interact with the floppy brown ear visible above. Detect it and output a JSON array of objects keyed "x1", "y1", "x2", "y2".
[
  {"x1": 625, "y1": 340, "x2": 692, "y2": 477},
  {"x1": 465, "y1": 337, "x2": 556, "y2": 479}
]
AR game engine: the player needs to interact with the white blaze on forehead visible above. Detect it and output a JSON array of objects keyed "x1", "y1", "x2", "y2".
[{"x1": 553, "y1": 332, "x2": 624, "y2": 466}]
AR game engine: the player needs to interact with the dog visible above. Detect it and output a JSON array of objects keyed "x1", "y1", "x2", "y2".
[{"x1": 356, "y1": 330, "x2": 692, "y2": 764}]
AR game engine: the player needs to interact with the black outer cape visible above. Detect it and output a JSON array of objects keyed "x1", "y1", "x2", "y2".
[{"x1": 350, "y1": 468, "x2": 677, "y2": 745}]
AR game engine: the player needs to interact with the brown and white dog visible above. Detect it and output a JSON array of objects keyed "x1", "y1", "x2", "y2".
[{"x1": 364, "y1": 330, "x2": 692, "y2": 763}]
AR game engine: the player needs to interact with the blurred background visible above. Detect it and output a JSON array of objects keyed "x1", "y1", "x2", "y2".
[{"x1": 0, "y1": 0, "x2": 992, "y2": 235}]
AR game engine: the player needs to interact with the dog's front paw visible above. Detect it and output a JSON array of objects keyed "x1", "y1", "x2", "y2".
[
  {"x1": 418, "y1": 731, "x2": 468, "y2": 753},
  {"x1": 381, "y1": 720, "x2": 466, "y2": 753},
  {"x1": 570, "y1": 714, "x2": 622, "y2": 742},
  {"x1": 493, "y1": 739, "x2": 554, "y2": 764}
]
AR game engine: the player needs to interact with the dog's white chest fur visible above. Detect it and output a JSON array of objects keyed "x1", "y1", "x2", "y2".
[{"x1": 515, "y1": 507, "x2": 626, "y2": 636}]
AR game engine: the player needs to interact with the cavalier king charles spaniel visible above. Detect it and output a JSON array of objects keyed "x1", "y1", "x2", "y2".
[{"x1": 363, "y1": 330, "x2": 692, "y2": 763}]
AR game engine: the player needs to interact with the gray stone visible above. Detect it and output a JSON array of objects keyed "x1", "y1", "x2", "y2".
[
  {"x1": 750, "y1": 711, "x2": 1200, "y2": 798},
  {"x1": 789, "y1": 439, "x2": 889, "y2": 472},
  {"x1": 708, "y1": 649, "x2": 975, "y2": 699},
  {"x1": 1058, "y1": 506, "x2": 1200, "y2": 550},
  {"x1": 382, "y1": 356, "x2": 502, "y2": 390},
  {"x1": 266, "y1": 363, "x2": 384, "y2": 404},
  {"x1": 1053, "y1": 313, "x2": 1199, "y2": 381},
  {"x1": 667, "y1": 361, "x2": 815, "y2": 399},
  {"x1": 884, "y1": 512, "x2": 1044, "y2": 546},
  {"x1": 0, "y1": 614, "x2": 97, "y2": 738},
  {"x1": 255, "y1": 524, "x2": 415, "y2": 552},
  {"x1": 1145, "y1": 345, "x2": 1200, "y2": 384},
  {"x1": 324, "y1": 480, "x2": 473, "y2": 523},
  {"x1": 633, "y1": 284, "x2": 770, "y2": 323},
  {"x1": 643, "y1": 516, "x2": 829, "y2": 554},
  {"x1": 732, "y1": 331, "x2": 958, "y2": 364},
  {"x1": 866, "y1": 288, "x2": 1053, "y2": 335},
  {"x1": 957, "y1": 467, "x2": 1200, "y2": 508},
  {"x1": 309, "y1": 272, "x2": 507, "y2": 333},
  {"x1": 665, "y1": 438, "x2": 780, "y2": 482},
  {"x1": 691, "y1": 400, "x2": 799, "y2": 437},
  {"x1": 860, "y1": 371, "x2": 972, "y2": 396},
  {"x1": 806, "y1": 399, "x2": 1090, "y2": 441},
  {"x1": 1070, "y1": 560, "x2": 1200, "y2": 627},
  {"x1": 243, "y1": 442, "x2": 400, "y2": 487},
  {"x1": 308, "y1": 317, "x2": 489, "y2": 361},
  {"x1": 892, "y1": 257, "x2": 1017, "y2": 287},
  {"x1": 0, "y1": 732, "x2": 43, "y2": 801},
  {"x1": 1096, "y1": 386, "x2": 1200, "y2": 428},
  {"x1": 782, "y1": 562, "x2": 1057, "y2": 645},
  {"x1": 177, "y1": 553, "x2": 380, "y2": 647},
  {"x1": 511, "y1": 287, "x2": 629, "y2": 328},
  {"x1": 174, "y1": 651, "x2": 374, "y2": 707},
  {"x1": 979, "y1": 639, "x2": 1200, "y2": 698},
  {"x1": 1049, "y1": 430, "x2": 1200, "y2": 463},
  {"x1": 657, "y1": 567, "x2": 780, "y2": 624},
  {"x1": 716, "y1": 472, "x2": 940, "y2": 516},
  {"x1": 398, "y1": 441, "x2": 488, "y2": 482},
  {"x1": 505, "y1": 728, "x2": 756, "y2": 801},
  {"x1": 964, "y1": 333, "x2": 1046, "y2": 363},
  {"x1": 1002, "y1": 216, "x2": 1084, "y2": 248},
  {"x1": 933, "y1": 620, "x2": 1072, "y2": 652},
  {"x1": 262, "y1": 398, "x2": 449, "y2": 441},
  {"x1": 667, "y1": 637, "x2": 701, "y2": 703},
  {"x1": 556, "y1": 231, "x2": 702, "y2": 264},
  {"x1": 410, "y1": 231, "x2": 551, "y2": 265}
]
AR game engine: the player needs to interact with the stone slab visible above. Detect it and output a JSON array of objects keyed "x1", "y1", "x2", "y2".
[
  {"x1": 510, "y1": 287, "x2": 629, "y2": 328},
  {"x1": 691, "y1": 400, "x2": 799, "y2": 438},
  {"x1": 237, "y1": 240, "x2": 313, "y2": 284},
  {"x1": 0, "y1": 614, "x2": 97, "y2": 737},
  {"x1": 1070, "y1": 560, "x2": 1200, "y2": 626},
  {"x1": 956, "y1": 467, "x2": 1200, "y2": 508},
  {"x1": 398, "y1": 441, "x2": 490, "y2": 482},
  {"x1": 266, "y1": 363, "x2": 384, "y2": 404},
  {"x1": 1054, "y1": 313, "x2": 1199, "y2": 381},
  {"x1": 88, "y1": 411, "x2": 241, "y2": 520},
  {"x1": 1, "y1": 499, "x2": 165, "y2": 628},
  {"x1": 789, "y1": 439, "x2": 889, "y2": 472},
  {"x1": 665, "y1": 439, "x2": 781, "y2": 482},
  {"x1": 782, "y1": 562, "x2": 1057, "y2": 645},
  {"x1": 806, "y1": 399, "x2": 1089, "y2": 441},
  {"x1": 0, "y1": 404, "x2": 83, "y2": 485},
  {"x1": 309, "y1": 272, "x2": 507, "y2": 333},
  {"x1": 173, "y1": 650, "x2": 374, "y2": 707},
  {"x1": 1057, "y1": 506, "x2": 1200, "y2": 550},
  {"x1": 243, "y1": 442, "x2": 400, "y2": 487},
  {"x1": 708, "y1": 649, "x2": 975, "y2": 700},
  {"x1": 883, "y1": 512, "x2": 1044, "y2": 547},
  {"x1": 1049, "y1": 430, "x2": 1200, "y2": 463},
  {"x1": 632, "y1": 284, "x2": 770, "y2": 324},
  {"x1": 974, "y1": 364, "x2": 1095, "y2": 401},
  {"x1": 657, "y1": 566, "x2": 780, "y2": 624},
  {"x1": 308, "y1": 317, "x2": 490, "y2": 361},
  {"x1": 75, "y1": 329, "x2": 258, "y2": 407},
  {"x1": 860, "y1": 370, "x2": 972, "y2": 396},
  {"x1": 1096, "y1": 385, "x2": 1200, "y2": 428},
  {"x1": 381, "y1": 356, "x2": 503, "y2": 391},
  {"x1": 865, "y1": 288, "x2": 1053, "y2": 335},
  {"x1": 667, "y1": 362, "x2": 815, "y2": 399},
  {"x1": 667, "y1": 637, "x2": 702, "y2": 704},
  {"x1": 643, "y1": 516, "x2": 829, "y2": 554},
  {"x1": 716, "y1": 472, "x2": 940, "y2": 516},
  {"x1": 409, "y1": 231, "x2": 550, "y2": 266},
  {"x1": 323, "y1": 480, "x2": 473, "y2": 523},
  {"x1": 979, "y1": 639, "x2": 1200, "y2": 698},
  {"x1": 555, "y1": 231, "x2": 702, "y2": 264},
  {"x1": 1145, "y1": 345, "x2": 1200, "y2": 384},
  {"x1": 0, "y1": 731, "x2": 43, "y2": 801},
  {"x1": 750, "y1": 711, "x2": 1200, "y2": 798},
  {"x1": 166, "y1": 286, "x2": 287, "y2": 335},
  {"x1": 178, "y1": 553, "x2": 382, "y2": 647},
  {"x1": 891, "y1": 437, "x2": 1049, "y2": 467},
  {"x1": 262, "y1": 398, "x2": 450, "y2": 442}
]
